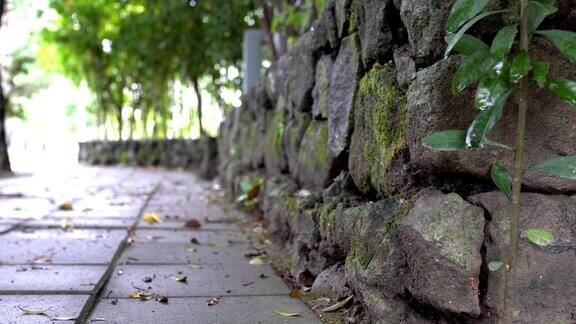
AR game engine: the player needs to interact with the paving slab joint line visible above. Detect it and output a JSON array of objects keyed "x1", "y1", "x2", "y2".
[{"x1": 74, "y1": 183, "x2": 161, "y2": 324}]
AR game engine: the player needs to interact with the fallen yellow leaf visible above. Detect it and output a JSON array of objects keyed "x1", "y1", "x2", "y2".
[
  {"x1": 143, "y1": 213, "x2": 161, "y2": 224},
  {"x1": 274, "y1": 310, "x2": 301, "y2": 317}
]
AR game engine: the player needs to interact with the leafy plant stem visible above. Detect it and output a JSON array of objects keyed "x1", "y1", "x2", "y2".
[{"x1": 503, "y1": 0, "x2": 529, "y2": 322}]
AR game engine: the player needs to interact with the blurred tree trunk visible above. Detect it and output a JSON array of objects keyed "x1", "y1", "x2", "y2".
[
  {"x1": 192, "y1": 77, "x2": 205, "y2": 138},
  {"x1": 0, "y1": 0, "x2": 12, "y2": 172}
]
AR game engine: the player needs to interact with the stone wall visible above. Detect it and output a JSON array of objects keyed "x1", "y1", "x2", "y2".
[
  {"x1": 79, "y1": 139, "x2": 218, "y2": 178},
  {"x1": 218, "y1": 0, "x2": 576, "y2": 322}
]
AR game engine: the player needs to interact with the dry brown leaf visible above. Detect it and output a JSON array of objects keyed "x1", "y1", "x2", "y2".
[
  {"x1": 184, "y1": 219, "x2": 202, "y2": 229},
  {"x1": 58, "y1": 202, "x2": 73, "y2": 211},
  {"x1": 289, "y1": 289, "x2": 303, "y2": 299},
  {"x1": 320, "y1": 295, "x2": 354, "y2": 313}
]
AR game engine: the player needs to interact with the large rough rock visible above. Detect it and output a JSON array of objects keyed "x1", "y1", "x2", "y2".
[
  {"x1": 284, "y1": 39, "x2": 315, "y2": 113},
  {"x1": 264, "y1": 98, "x2": 288, "y2": 175},
  {"x1": 343, "y1": 189, "x2": 484, "y2": 318},
  {"x1": 319, "y1": 0, "x2": 339, "y2": 49},
  {"x1": 397, "y1": 189, "x2": 485, "y2": 315},
  {"x1": 355, "y1": 0, "x2": 395, "y2": 67},
  {"x1": 335, "y1": 0, "x2": 352, "y2": 38},
  {"x1": 283, "y1": 112, "x2": 311, "y2": 176},
  {"x1": 470, "y1": 192, "x2": 576, "y2": 323},
  {"x1": 407, "y1": 40, "x2": 576, "y2": 193},
  {"x1": 262, "y1": 176, "x2": 299, "y2": 248},
  {"x1": 327, "y1": 34, "x2": 362, "y2": 159},
  {"x1": 400, "y1": 0, "x2": 452, "y2": 61},
  {"x1": 312, "y1": 55, "x2": 334, "y2": 119},
  {"x1": 296, "y1": 121, "x2": 341, "y2": 190},
  {"x1": 311, "y1": 264, "x2": 351, "y2": 299},
  {"x1": 393, "y1": 44, "x2": 416, "y2": 88},
  {"x1": 349, "y1": 64, "x2": 408, "y2": 196}
]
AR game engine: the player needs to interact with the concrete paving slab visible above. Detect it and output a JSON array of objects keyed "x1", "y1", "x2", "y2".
[
  {"x1": 0, "y1": 236, "x2": 122, "y2": 265},
  {"x1": 0, "y1": 198, "x2": 53, "y2": 220},
  {"x1": 118, "y1": 242, "x2": 255, "y2": 265},
  {"x1": 0, "y1": 295, "x2": 89, "y2": 324},
  {"x1": 0, "y1": 265, "x2": 107, "y2": 293},
  {"x1": 2, "y1": 228, "x2": 127, "y2": 241},
  {"x1": 105, "y1": 264, "x2": 289, "y2": 297},
  {"x1": 92, "y1": 295, "x2": 319, "y2": 324},
  {"x1": 133, "y1": 228, "x2": 248, "y2": 244},
  {"x1": 24, "y1": 217, "x2": 134, "y2": 229}
]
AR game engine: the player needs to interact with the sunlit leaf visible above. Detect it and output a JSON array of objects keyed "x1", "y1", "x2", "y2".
[
  {"x1": 274, "y1": 310, "x2": 301, "y2": 317},
  {"x1": 18, "y1": 306, "x2": 49, "y2": 316},
  {"x1": 445, "y1": 0, "x2": 490, "y2": 34},
  {"x1": 531, "y1": 155, "x2": 576, "y2": 179},
  {"x1": 523, "y1": 229, "x2": 554, "y2": 246},
  {"x1": 532, "y1": 61, "x2": 550, "y2": 87},
  {"x1": 207, "y1": 297, "x2": 219, "y2": 306},
  {"x1": 528, "y1": 0, "x2": 558, "y2": 34},
  {"x1": 536, "y1": 30, "x2": 576, "y2": 63},
  {"x1": 509, "y1": 51, "x2": 533, "y2": 83},
  {"x1": 466, "y1": 91, "x2": 512, "y2": 148},
  {"x1": 490, "y1": 25, "x2": 518, "y2": 59},
  {"x1": 491, "y1": 162, "x2": 512, "y2": 200},
  {"x1": 171, "y1": 274, "x2": 188, "y2": 283},
  {"x1": 143, "y1": 213, "x2": 161, "y2": 224},
  {"x1": 453, "y1": 50, "x2": 495, "y2": 92},
  {"x1": 445, "y1": 10, "x2": 510, "y2": 57},
  {"x1": 289, "y1": 290, "x2": 303, "y2": 299},
  {"x1": 488, "y1": 261, "x2": 504, "y2": 271},
  {"x1": 475, "y1": 76, "x2": 509, "y2": 110},
  {"x1": 548, "y1": 77, "x2": 576, "y2": 106},
  {"x1": 453, "y1": 34, "x2": 489, "y2": 55},
  {"x1": 423, "y1": 130, "x2": 467, "y2": 151},
  {"x1": 249, "y1": 256, "x2": 265, "y2": 266}
]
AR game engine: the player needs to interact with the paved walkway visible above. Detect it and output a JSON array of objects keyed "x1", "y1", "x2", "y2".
[{"x1": 0, "y1": 167, "x2": 318, "y2": 323}]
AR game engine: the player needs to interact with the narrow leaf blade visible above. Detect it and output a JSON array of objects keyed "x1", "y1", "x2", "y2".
[
  {"x1": 490, "y1": 25, "x2": 518, "y2": 59},
  {"x1": 532, "y1": 61, "x2": 550, "y2": 87},
  {"x1": 466, "y1": 90, "x2": 512, "y2": 147},
  {"x1": 453, "y1": 34, "x2": 489, "y2": 55},
  {"x1": 509, "y1": 51, "x2": 533, "y2": 83},
  {"x1": 423, "y1": 130, "x2": 467, "y2": 151},
  {"x1": 488, "y1": 261, "x2": 504, "y2": 271},
  {"x1": 453, "y1": 50, "x2": 495, "y2": 92},
  {"x1": 531, "y1": 155, "x2": 576, "y2": 179},
  {"x1": 536, "y1": 29, "x2": 576, "y2": 63},
  {"x1": 491, "y1": 162, "x2": 512, "y2": 200},
  {"x1": 548, "y1": 77, "x2": 576, "y2": 106},
  {"x1": 445, "y1": 10, "x2": 510, "y2": 57},
  {"x1": 528, "y1": 0, "x2": 558, "y2": 34},
  {"x1": 446, "y1": 0, "x2": 491, "y2": 34}
]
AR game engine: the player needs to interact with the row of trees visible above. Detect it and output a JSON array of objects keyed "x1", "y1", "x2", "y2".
[
  {"x1": 43, "y1": 0, "x2": 254, "y2": 140},
  {"x1": 0, "y1": 0, "x2": 11, "y2": 171}
]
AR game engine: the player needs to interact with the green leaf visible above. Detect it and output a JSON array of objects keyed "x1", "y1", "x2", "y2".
[
  {"x1": 445, "y1": 10, "x2": 510, "y2": 58},
  {"x1": 490, "y1": 25, "x2": 518, "y2": 59},
  {"x1": 171, "y1": 274, "x2": 188, "y2": 283},
  {"x1": 18, "y1": 306, "x2": 49, "y2": 316},
  {"x1": 532, "y1": 61, "x2": 550, "y2": 87},
  {"x1": 523, "y1": 229, "x2": 554, "y2": 246},
  {"x1": 483, "y1": 138, "x2": 512, "y2": 150},
  {"x1": 453, "y1": 34, "x2": 489, "y2": 55},
  {"x1": 274, "y1": 310, "x2": 301, "y2": 317},
  {"x1": 491, "y1": 162, "x2": 512, "y2": 200},
  {"x1": 509, "y1": 51, "x2": 533, "y2": 83},
  {"x1": 531, "y1": 155, "x2": 576, "y2": 179},
  {"x1": 488, "y1": 261, "x2": 504, "y2": 271},
  {"x1": 528, "y1": 0, "x2": 558, "y2": 35},
  {"x1": 446, "y1": 0, "x2": 491, "y2": 34},
  {"x1": 536, "y1": 30, "x2": 576, "y2": 64},
  {"x1": 475, "y1": 76, "x2": 509, "y2": 110},
  {"x1": 249, "y1": 256, "x2": 266, "y2": 266},
  {"x1": 466, "y1": 91, "x2": 512, "y2": 147},
  {"x1": 548, "y1": 77, "x2": 576, "y2": 106},
  {"x1": 423, "y1": 130, "x2": 467, "y2": 151},
  {"x1": 453, "y1": 50, "x2": 495, "y2": 92}
]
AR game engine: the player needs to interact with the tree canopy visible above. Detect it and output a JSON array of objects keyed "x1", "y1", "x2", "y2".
[{"x1": 43, "y1": 0, "x2": 254, "y2": 140}]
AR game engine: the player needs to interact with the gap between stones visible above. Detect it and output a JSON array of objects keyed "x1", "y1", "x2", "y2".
[{"x1": 74, "y1": 183, "x2": 161, "y2": 324}]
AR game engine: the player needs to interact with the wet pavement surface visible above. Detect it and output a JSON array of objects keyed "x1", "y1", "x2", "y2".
[{"x1": 0, "y1": 167, "x2": 318, "y2": 323}]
